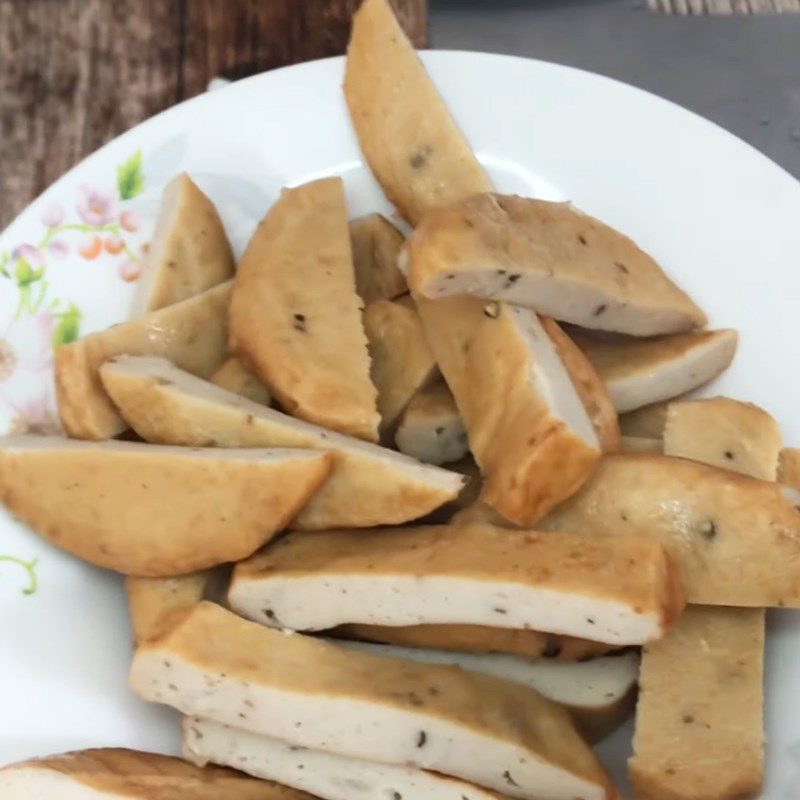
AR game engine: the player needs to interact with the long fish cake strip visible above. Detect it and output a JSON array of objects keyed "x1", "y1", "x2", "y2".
[
  {"x1": 629, "y1": 397, "x2": 779, "y2": 799},
  {"x1": 344, "y1": 0, "x2": 492, "y2": 225},
  {"x1": 229, "y1": 523, "x2": 683, "y2": 645},
  {"x1": 130, "y1": 602, "x2": 616, "y2": 800}
]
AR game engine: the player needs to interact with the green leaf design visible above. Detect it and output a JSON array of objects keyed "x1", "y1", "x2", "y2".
[
  {"x1": 14, "y1": 258, "x2": 45, "y2": 288},
  {"x1": 0, "y1": 556, "x2": 39, "y2": 596},
  {"x1": 117, "y1": 150, "x2": 145, "y2": 200},
  {"x1": 0, "y1": 250, "x2": 9, "y2": 278},
  {"x1": 52, "y1": 302, "x2": 82, "y2": 348}
]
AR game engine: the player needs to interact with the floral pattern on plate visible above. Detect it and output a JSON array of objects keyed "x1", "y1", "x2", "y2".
[
  {"x1": 0, "y1": 151, "x2": 155, "y2": 589},
  {"x1": 0, "y1": 555, "x2": 39, "y2": 596},
  {"x1": 0, "y1": 151, "x2": 147, "y2": 436}
]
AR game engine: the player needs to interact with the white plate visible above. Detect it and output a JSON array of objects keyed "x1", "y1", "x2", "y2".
[{"x1": 1, "y1": 51, "x2": 800, "y2": 797}]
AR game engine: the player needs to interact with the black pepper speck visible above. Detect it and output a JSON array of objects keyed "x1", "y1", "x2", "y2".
[{"x1": 503, "y1": 771, "x2": 519, "y2": 787}]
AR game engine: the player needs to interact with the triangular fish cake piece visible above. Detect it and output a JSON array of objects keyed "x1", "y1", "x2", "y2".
[
  {"x1": 100, "y1": 356, "x2": 465, "y2": 530},
  {"x1": 229, "y1": 178, "x2": 380, "y2": 441},
  {"x1": 0, "y1": 435, "x2": 331, "y2": 576},
  {"x1": 133, "y1": 173, "x2": 235, "y2": 314},
  {"x1": 55, "y1": 281, "x2": 231, "y2": 439}
]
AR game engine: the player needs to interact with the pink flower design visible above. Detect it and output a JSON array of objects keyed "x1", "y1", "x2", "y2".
[
  {"x1": 120, "y1": 209, "x2": 140, "y2": 233},
  {"x1": 11, "y1": 244, "x2": 44, "y2": 268},
  {"x1": 76, "y1": 185, "x2": 117, "y2": 226},
  {"x1": 0, "y1": 314, "x2": 57, "y2": 431},
  {"x1": 41, "y1": 203, "x2": 65, "y2": 228},
  {"x1": 47, "y1": 239, "x2": 69, "y2": 259},
  {"x1": 118, "y1": 259, "x2": 140, "y2": 282}
]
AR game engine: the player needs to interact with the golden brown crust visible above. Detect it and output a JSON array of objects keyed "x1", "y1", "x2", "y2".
[
  {"x1": 541, "y1": 317, "x2": 620, "y2": 453},
  {"x1": 126, "y1": 572, "x2": 213, "y2": 643},
  {"x1": 332, "y1": 623, "x2": 616, "y2": 662},
  {"x1": 664, "y1": 397, "x2": 781, "y2": 481},
  {"x1": 571, "y1": 329, "x2": 738, "y2": 412},
  {"x1": 406, "y1": 195, "x2": 707, "y2": 335},
  {"x1": 629, "y1": 608, "x2": 765, "y2": 800},
  {"x1": 0, "y1": 748, "x2": 317, "y2": 800},
  {"x1": 451, "y1": 500, "x2": 518, "y2": 528},
  {"x1": 541, "y1": 453, "x2": 800, "y2": 607},
  {"x1": 229, "y1": 178, "x2": 379, "y2": 441},
  {"x1": 415, "y1": 295, "x2": 600, "y2": 525},
  {"x1": 234, "y1": 523, "x2": 684, "y2": 638},
  {"x1": 210, "y1": 358, "x2": 271, "y2": 406},
  {"x1": 135, "y1": 602, "x2": 615, "y2": 798},
  {"x1": 138, "y1": 173, "x2": 235, "y2": 313},
  {"x1": 574, "y1": 329, "x2": 737, "y2": 383},
  {"x1": 628, "y1": 393, "x2": 774, "y2": 800},
  {"x1": 0, "y1": 438, "x2": 332, "y2": 576},
  {"x1": 100, "y1": 358, "x2": 464, "y2": 531},
  {"x1": 778, "y1": 447, "x2": 800, "y2": 489},
  {"x1": 344, "y1": 0, "x2": 492, "y2": 224},
  {"x1": 349, "y1": 213, "x2": 408, "y2": 303},
  {"x1": 55, "y1": 282, "x2": 231, "y2": 440},
  {"x1": 619, "y1": 401, "x2": 670, "y2": 438},
  {"x1": 620, "y1": 437, "x2": 662, "y2": 454},
  {"x1": 362, "y1": 298, "x2": 438, "y2": 434}
]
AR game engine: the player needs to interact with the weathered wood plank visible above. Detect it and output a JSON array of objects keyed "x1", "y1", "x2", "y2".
[{"x1": 0, "y1": 0, "x2": 427, "y2": 228}]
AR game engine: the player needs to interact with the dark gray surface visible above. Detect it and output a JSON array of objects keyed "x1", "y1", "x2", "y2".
[{"x1": 429, "y1": 0, "x2": 800, "y2": 178}]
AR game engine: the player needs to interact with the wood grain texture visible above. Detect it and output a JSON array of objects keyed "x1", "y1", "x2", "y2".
[
  {"x1": 0, "y1": 0, "x2": 427, "y2": 229},
  {"x1": 649, "y1": 0, "x2": 799, "y2": 12}
]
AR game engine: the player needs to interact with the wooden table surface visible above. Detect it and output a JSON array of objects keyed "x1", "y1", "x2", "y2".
[{"x1": 0, "y1": 0, "x2": 426, "y2": 230}]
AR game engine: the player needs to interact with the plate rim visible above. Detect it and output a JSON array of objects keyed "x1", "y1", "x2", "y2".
[{"x1": 3, "y1": 48, "x2": 798, "y2": 243}]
